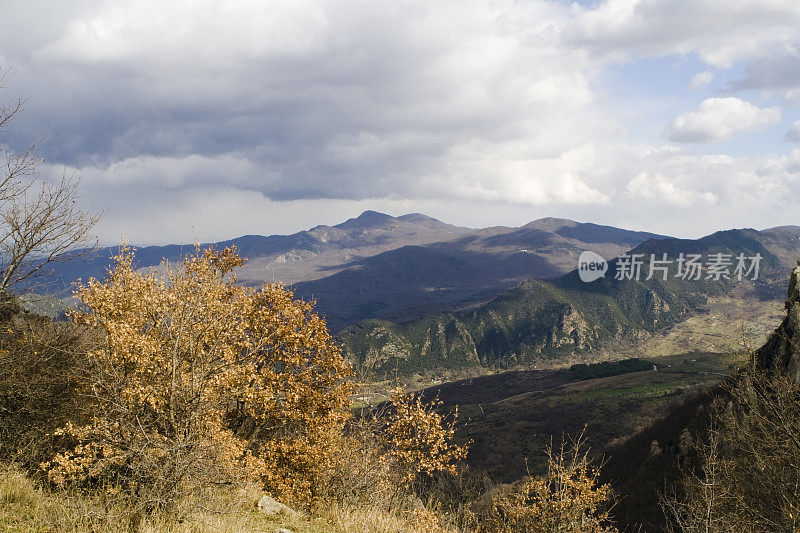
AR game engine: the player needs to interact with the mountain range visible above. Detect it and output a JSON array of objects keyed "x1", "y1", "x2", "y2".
[
  {"x1": 338, "y1": 226, "x2": 800, "y2": 377},
  {"x1": 25, "y1": 212, "x2": 800, "y2": 378},
  {"x1": 30, "y1": 211, "x2": 666, "y2": 329}
]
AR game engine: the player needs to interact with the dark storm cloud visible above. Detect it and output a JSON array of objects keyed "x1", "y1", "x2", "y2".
[
  {"x1": 1, "y1": 0, "x2": 611, "y2": 203},
  {"x1": 2, "y1": 0, "x2": 800, "y2": 245}
]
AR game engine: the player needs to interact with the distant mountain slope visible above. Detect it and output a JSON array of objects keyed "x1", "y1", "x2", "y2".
[
  {"x1": 25, "y1": 213, "x2": 668, "y2": 329},
  {"x1": 292, "y1": 219, "x2": 667, "y2": 329},
  {"x1": 602, "y1": 245, "x2": 800, "y2": 531},
  {"x1": 292, "y1": 245, "x2": 562, "y2": 330},
  {"x1": 22, "y1": 210, "x2": 472, "y2": 294},
  {"x1": 338, "y1": 228, "x2": 800, "y2": 377}
]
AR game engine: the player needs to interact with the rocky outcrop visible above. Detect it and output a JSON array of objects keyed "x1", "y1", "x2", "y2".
[
  {"x1": 256, "y1": 495, "x2": 298, "y2": 518},
  {"x1": 754, "y1": 259, "x2": 800, "y2": 380},
  {"x1": 551, "y1": 304, "x2": 592, "y2": 349}
]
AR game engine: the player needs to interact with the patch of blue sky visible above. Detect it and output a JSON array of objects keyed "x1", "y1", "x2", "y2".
[
  {"x1": 600, "y1": 53, "x2": 741, "y2": 103},
  {"x1": 592, "y1": 54, "x2": 716, "y2": 144},
  {"x1": 594, "y1": 53, "x2": 794, "y2": 155}
]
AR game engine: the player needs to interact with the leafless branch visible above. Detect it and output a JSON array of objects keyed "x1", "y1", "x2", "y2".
[{"x1": 0, "y1": 67, "x2": 99, "y2": 294}]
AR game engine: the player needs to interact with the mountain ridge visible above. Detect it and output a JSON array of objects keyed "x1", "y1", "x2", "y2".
[
  {"x1": 24, "y1": 212, "x2": 671, "y2": 329},
  {"x1": 338, "y1": 226, "x2": 800, "y2": 377}
]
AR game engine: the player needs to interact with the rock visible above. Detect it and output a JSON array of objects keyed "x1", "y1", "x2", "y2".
[
  {"x1": 256, "y1": 495, "x2": 296, "y2": 518},
  {"x1": 405, "y1": 494, "x2": 426, "y2": 511},
  {"x1": 649, "y1": 440, "x2": 662, "y2": 456},
  {"x1": 754, "y1": 259, "x2": 800, "y2": 380},
  {"x1": 274, "y1": 529, "x2": 295, "y2": 533}
]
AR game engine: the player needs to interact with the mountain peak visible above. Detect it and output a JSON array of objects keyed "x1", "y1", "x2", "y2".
[
  {"x1": 523, "y1": 217, "x2": 578, "y2": 230},
  {"x1": 357, "y1": 210, "x2": 392, "y2": 220},
  {"x1": 397, "y1": 213, "x2": 440, "y2": 223},
  {"x1": 335, "y1": 211, "x2": 395, "y2": 229}
]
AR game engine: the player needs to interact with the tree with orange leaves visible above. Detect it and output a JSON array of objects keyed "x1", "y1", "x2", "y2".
[{"x1": 43, "y1": 245, "x2": 354, "y2": 512}]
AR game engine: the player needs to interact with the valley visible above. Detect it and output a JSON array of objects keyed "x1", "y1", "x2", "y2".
[{"x1": 426, "y1": 351, "x2": 745, "y2": 482}]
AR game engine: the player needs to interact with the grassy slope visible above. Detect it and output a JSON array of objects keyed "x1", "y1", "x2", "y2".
[
  {"x1": 606, "y1": 296, "x2": 784, "y2": 357},
  {"x1": 0, "y1": 465, "x2": 436, "y2": 533}
]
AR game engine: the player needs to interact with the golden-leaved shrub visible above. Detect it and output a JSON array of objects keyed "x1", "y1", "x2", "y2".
[
  {"x1": 386, "y1": 387, "x2": 468, "y2": 491},
  {"x1": 482, "y1": 437, "x2": 615, "y2": 532},
  {"x1": 43, "y1": 246, "x2": 354, "y2": 510}
]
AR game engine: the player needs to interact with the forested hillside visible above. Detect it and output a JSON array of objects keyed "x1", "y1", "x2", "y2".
[{"x1": 340, "y1": 228, "x2": 800, "y2": 377}]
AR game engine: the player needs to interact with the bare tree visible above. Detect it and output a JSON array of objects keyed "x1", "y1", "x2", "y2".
[
  {"x1": 663, "y1": 363, "x2": 800, "y2": 532},
  {"x1": 0, "y1": 68, "x2": 99, "y2": 293}
]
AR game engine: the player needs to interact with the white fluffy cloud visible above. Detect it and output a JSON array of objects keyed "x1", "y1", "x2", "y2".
[
  {"x1": 665, "y1": 98, "x2": 781, "y2": 143},
  {"x1": 626, "y1": 172, "x2": 715, "y2": 207}
]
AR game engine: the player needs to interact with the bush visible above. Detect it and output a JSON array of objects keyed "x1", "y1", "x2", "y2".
[
  {"x1": 42, "y1": 246, "x2": 354, "y2": 512},
  {"x1": 386, "y1": 387, "x2": 468, "y2": 493},
  {"x1": 0, "y1": 298, "x2": 91, "y2": 470},
  {"x1": 322, "y1": 386, "x2": 469, "y2": 516},
  {"x1": 481, "y1": 436, "x2": 616, "y2": 532}
]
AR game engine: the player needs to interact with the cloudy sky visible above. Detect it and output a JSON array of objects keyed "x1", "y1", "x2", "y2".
[{"x1": 1, "y1": 0, "x2": 800, "y2": 244}]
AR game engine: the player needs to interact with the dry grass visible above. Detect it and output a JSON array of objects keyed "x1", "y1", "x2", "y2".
[
  {"x1": 609, "y1": 297, "x2": 783, "y2": 358},
  {"x1": 316, "y1": 505, "x2": 448, "y2": 533},
  {"x1": 0, "y1": 465, "x2": 450, "y2": 533}
]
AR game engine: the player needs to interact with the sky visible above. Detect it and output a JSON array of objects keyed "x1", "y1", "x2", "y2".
[{"x1": 1, "y1": 0, "x2": 800, "y2": 245}]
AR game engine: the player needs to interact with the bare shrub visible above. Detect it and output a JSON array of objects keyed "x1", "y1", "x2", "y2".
[
  {"x1": 0, "y1": 298, "x2": 92, "y2": 470},
  {"x1": 664, "y1": 364, "x2": 800, "y2": 532}
]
